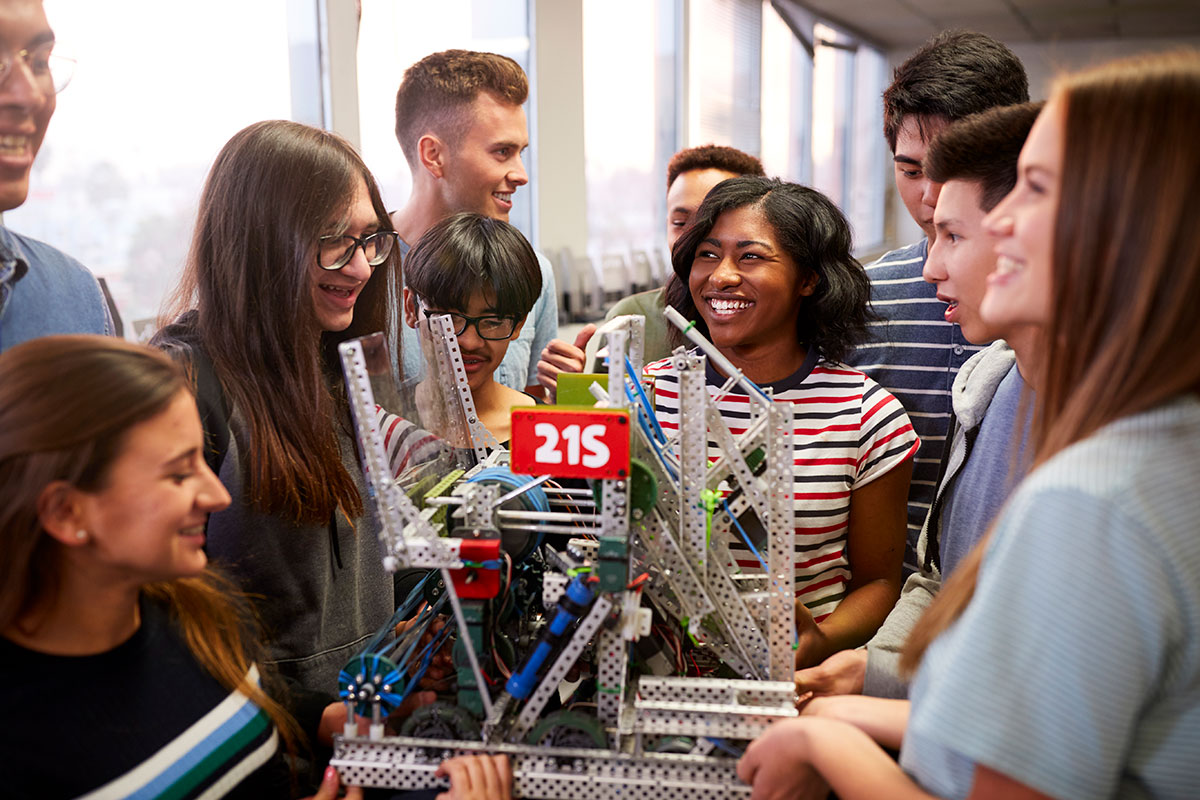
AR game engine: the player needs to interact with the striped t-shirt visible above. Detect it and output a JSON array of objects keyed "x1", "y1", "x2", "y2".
[
  {"x1": 645, "y1": 349, "x2": 919, "y2": 622},
  {"x1": 903, "y1": 397, "x2": 1200, "y2": 800},
  {"x1": 0, "y1": 599, "x2": 287, "y2": 799},
  {"x1": 845, "y1": 239, "x2": 982, "y2": 573}
]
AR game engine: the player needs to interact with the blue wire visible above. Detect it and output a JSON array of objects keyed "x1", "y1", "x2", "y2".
[
  {"x1": 360, "y1": 570, "x2": 434, "y2": 657},
  {"x1": 720, "y1": 498, "x2": 770, "y2": 575},
  {"x1": 396, "y1": 621, "x2": 456, "y2": 706},
  {"x1": 624, "y1": 356, "x2": 666, "y2": 443},
  {"x1": 720, "y1": 498, "x2": 799, "y2": 647},
  {"x1": 707, "y1": 738, "x2": 746, "y2": 757},
  {"x1": 634, "y1": 406, "x2": 678, "y2": 480}
]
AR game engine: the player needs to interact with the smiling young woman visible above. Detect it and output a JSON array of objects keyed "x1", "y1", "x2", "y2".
[
  {"x1": 648, "y1": 176, "x2": 919, "y2": 668},
  {"x1": 738, "y1": 50, "x2": 1200, "y2": 800},
  {"x1": 0, "y1": 335, "x2": 302, "y2": 798},
  {"x1": 150, "y1": 120, "x2": 416, "y2": 776}
]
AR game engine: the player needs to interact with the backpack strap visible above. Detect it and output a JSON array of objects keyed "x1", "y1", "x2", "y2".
[{"x1": 188, "y1": 346, "x2": 232, "y2": 476}]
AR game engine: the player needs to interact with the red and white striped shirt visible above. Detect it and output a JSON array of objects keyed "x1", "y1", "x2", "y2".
[{"x1": 645, "y1": 351, "x2": 919, "y2": 622}]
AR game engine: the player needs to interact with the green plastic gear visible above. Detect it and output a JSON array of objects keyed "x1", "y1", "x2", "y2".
[
  {"x1": 526, "y1": 709, "x2": 607, "y2": 749},
  {"x1": 397, "y1": 700, "x2": 482, "y2": 740},
  {"x1": 591, "y1": 457, "x2": 657, "y2": 515}
]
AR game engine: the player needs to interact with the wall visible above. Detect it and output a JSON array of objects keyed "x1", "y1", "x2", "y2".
[
  {"x1": 878, "y1": 34, "x2": 1200, "y2": 254},
  {"x1": 532, "y1": 0, "x2": 590, "y2": 255},
  {"x1": 1008, "y1": 35, "x2": 1200, "y2": 99}
]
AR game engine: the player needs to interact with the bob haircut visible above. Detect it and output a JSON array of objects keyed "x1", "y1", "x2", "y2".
[
  {"x1": 669, "y1": 176, "x2": 872, "y2": 364},
  {"x1": 160, "y1": 120, "x2": 398, "y2": 524},
  {"x1": 404, "y1": 212, "x2": 542, "y2": 320}
]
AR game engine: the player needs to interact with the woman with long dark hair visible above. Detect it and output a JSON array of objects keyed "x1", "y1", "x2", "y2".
[
  {"x1": 153, "y1": 120, "x2": 425, "y2": 753},
  {"x1": 737, "y1": 50, "x2": 1200, "y2": 799},
  {"x1": 0, "y1": 336, "x2": 304, "y2": 797},
  {"x1": 649, "y1": 176, "x2": 919, "y2": 668}
]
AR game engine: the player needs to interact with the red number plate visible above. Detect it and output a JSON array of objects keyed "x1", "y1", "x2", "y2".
[{"x1": 509, "y1": 408, "x2": 631, "y2": 479}]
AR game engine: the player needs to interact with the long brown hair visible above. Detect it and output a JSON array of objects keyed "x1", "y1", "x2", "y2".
[
  {"x1": 0, "y1": 335, "x2": 302, "y2": 753},
  {"x1": 161, "y1": 120, "x2": 399, "y2": 524},
  {"x1": 902, "y1": 50, "x2": 1200, "y2": 673}
]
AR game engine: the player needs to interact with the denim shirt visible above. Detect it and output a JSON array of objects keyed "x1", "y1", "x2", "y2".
[{"x1": 0, "y1": 226, "x2": 113, "y2": 353}]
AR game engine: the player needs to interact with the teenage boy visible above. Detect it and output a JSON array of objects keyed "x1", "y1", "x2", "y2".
[
  {"x1": 403, "y1": 212, "x2": 541, "y2": 444},
  {"x1": 798, "y1": 102, "x2": 1044, "y2": 699},
  {"x1": 391, "y1": 49, "x2": 556, "y2": 394},
  {"x1": 845, "y1": 31, "x2": 1029, "y2": 576},
  {"x1": 0, "y1": 0, "x2": 112, "y2": 353},
  {"x1": 535, "y1": 144, "x2": 764, "y2": 397}
]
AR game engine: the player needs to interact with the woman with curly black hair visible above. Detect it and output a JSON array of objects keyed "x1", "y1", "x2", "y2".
[{"x1": 647, "y1": 176, "x2": 918, "y2": 668}]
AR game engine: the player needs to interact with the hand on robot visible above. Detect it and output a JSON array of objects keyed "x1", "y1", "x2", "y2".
[
  {"x1": 535, "y1": 324, "x2": 596, "y2": 402},
  {"x1": 316, "y1": 608, "x2": 451, "y2": 746},
  {"x1": 316, "y1": 688, "x2": 440, "y2": 746},
  {"x1": 793, "y1": 649, "x2": 867, "y2": 705},
  {"x1": 737, "y1": 720, "x2": 831, "y2": 800},
  {"x1": 303, "y1": 766, "x2": 364, "y2": 800},
  {"x1": 792, "y1": 600, "x2": 835, "y2": 670},
  {"x1": 396, "y1": 613, "x2": 456, "y2": 690},
  {"x1": 435, "y1": 753, "x2": 513, "y2": 800}
]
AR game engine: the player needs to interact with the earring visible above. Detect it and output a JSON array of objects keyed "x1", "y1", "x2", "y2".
[{"x1": 75, "y1": 529, "x2": 88, "y2": 542}]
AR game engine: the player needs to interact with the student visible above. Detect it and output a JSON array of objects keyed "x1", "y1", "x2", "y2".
[
  {"x1": 536, "y1": 144, "x2": 764, "y2": 395},
  {"x1": 845, "y1": 32, "x2": 1028, "y2": 576},
  {"x1": 797, "y1": 102, "x2": 1043, "y2": 699},
  {"x1": 391, "y1": 49, "x2": 557, "y2": 394},
  {"x1": 0, "y1": 336, "x2": 301, "y2": 798},
  {"x1": 647, "y1": 177, "x2": 918, "y2": 668},
  {"x1": 152, "y1": 121, "x2": 436, "y2": 765},
  {"x1": 0, "y1": 0, "x2": 112, "y2": 353},
  {"x1": 403, "y1": 212, "x2": 542, "y2": 444},
  {"x1": 738, "y1": 50, "x2": 1200, "y2": 799}
]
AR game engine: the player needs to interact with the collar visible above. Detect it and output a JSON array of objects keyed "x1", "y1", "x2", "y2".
[
  {"x1": 0, "y1": 226, "x2": 28, "y2": 287},
  {"x1": 703, "y1": 345, "x2": 821, "y2": 394}
]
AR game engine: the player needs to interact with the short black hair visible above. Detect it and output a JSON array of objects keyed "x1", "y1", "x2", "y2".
[
  {"x1": 884, "y1": 30, "x2": 1029, "y2": 152},
  {"x1": 667, "y1": 144, "x2": 765, "y2": 189},
  {"x1": 925, "y1": 101, "x2": 1044, "y2": 212},
  {"x1": 669, "y1": 177, "x2": 872, "y2": 364},
  {"x1": 404, "y1": 213, "x2": 542, "y2": 320}
]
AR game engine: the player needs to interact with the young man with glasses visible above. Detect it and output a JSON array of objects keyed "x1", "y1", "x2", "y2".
[
  {"x1": 402, "y1": 212, "x2": 542, "y2": 444},
  {"x1": 391, "y1": 49, "x2": 557, "y2": 397},
  {"x1": 0, "y1": 0, "x2": 112, "y2": 353}
]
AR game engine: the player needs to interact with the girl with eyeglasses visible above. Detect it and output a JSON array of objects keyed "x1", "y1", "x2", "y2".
[
  {"x1": 403, "y1": 212, "x2": 544, "y2": 445},
  {"x1": 152, "y1": 120, "x2": 443, "y2": 784}
]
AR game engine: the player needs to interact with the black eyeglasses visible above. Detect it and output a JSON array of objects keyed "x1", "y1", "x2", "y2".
[
  {"x1": 421, "y1": 308, "x2": 518, "y2": 340},
  {"x1": 317, "y1": 231, "x2": 398, "y2": 270}
]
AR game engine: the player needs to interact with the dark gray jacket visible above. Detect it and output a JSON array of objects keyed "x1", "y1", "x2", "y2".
[
  {"x1": 863, "y1": 341, "x2": 1016, "y2": 698},
  {"x1": 154, "y1": 316, "x2": 394, "y2": 735}
]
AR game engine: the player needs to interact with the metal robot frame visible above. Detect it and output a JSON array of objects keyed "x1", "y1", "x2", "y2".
[{"x1": 331, "y1": 312, "x2": 798, "y2": 798}]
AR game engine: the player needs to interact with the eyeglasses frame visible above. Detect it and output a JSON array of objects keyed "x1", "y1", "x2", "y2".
[{"x1": 317, "y1": 230, "x2": 399, "y2": 271}]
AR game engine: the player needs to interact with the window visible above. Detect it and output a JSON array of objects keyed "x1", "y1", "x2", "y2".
[
  {"x1": 811, "y1": 22, "x2": 887, "y2": 253},
  {"x1": 760, "y1": 1, "x2": 812, "y2": 184},
  {"x1": 688, "y1": 0, "x2": 761, "y2": 154},
  {"x1": 581, "y1": 0, "x2": 679, "y2": 254},
  {"x1": 9, "y1": 0, "x2": 293, "y2": 335}
]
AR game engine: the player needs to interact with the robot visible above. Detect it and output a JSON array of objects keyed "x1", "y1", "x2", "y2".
[{"x1": 330, "y1": 311, "x2": 799, "y2": 798}]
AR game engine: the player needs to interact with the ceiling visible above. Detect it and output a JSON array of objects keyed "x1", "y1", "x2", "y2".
[{"x1": 788, "y1": 0, "x2": 1200, "y2": 50}]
